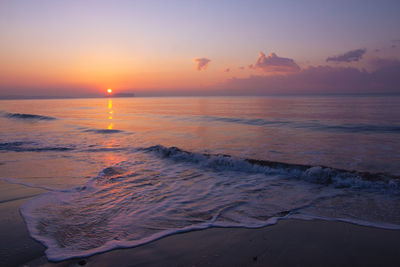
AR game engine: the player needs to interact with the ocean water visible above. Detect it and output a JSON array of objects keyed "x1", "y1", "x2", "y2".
[{"x1": 0, "y1": 96, "x2": 399, "y2": 260}]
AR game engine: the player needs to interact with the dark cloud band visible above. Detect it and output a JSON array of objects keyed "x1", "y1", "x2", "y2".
[{"x1": 326, "y1": 49, "x2": 366, "y2": 63}]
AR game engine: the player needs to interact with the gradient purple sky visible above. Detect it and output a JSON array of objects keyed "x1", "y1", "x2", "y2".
[{"x1": 1, "y1": 0, "x2": 399, "y2": 97}]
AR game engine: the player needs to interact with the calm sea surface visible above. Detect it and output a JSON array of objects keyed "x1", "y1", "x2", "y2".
[{"x1": 0, "y1": 96, "x2": 399, "y2": 260}]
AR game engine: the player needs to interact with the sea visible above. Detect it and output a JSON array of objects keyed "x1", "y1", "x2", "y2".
[{"x1": 0, "y1": 96, "x2": 399, "y2": 261}]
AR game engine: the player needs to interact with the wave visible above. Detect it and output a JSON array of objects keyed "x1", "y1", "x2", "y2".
[
  {"x1": 294, "y1": 122, "x2": 400, "y2": 134},
  {"x1": 0, "y1": 141, "x2": 127, "y2": 153},
  {"x1": 3, "y1": 112, "x2": 56, "y2": 120},
  {"x1": 202, "y1": 115, "x2": 290, "y2": 126},
  {"x1": 18, "y1": 146, "x2": 400, "y2": 261},
  {"x1": 83, "y1": 129, "x2": 124, "y2": 134},
  {"x1": 200, "y1": 115, "x2": 400, "y2": 134},
  {"x1": 83, "y1": 147, "x2": 128, "y2": 152},
  {"x1": 142, "y1": 145, "x2": 400, "y2": 192},
  {"x1": 0, "y1": 142, "x2": 74, "y2": 152},
  {"x1": 17, "y1": 164, "x2": 302, "y2": 261}
]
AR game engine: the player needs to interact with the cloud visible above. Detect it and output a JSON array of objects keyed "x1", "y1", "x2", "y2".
[
  {"x1": 326, "y1": 49, "x2": 366, "y2": 63},
  {"x1": 250, "y1": 52, "x2": 300, "y2": 73},
  {"x1": 221, "y1": 58, "x2": 400, "y2": 95},
  {"x1": 224, "y1": 68, "x2": 230, "y2": 72},
  {"x1": 193, "y1": 58, "x2": 211, "y2": 71}
]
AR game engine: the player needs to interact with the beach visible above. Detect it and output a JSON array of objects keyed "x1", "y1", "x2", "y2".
[
  {"x1": 2, "y1": 1, "x2": 400, "y2": 265},
  {"x1": 2, "y1": 181, "x2": 400, "y2": 266}
]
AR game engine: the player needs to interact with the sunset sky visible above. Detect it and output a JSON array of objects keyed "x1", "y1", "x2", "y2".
[{"x1": 1, "y1": 0, "x2": 399, "y2": 97}]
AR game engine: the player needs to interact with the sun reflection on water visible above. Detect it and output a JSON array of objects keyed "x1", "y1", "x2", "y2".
[{"x1": 108, "y1": 99, "x2": 113, "y2": 129}]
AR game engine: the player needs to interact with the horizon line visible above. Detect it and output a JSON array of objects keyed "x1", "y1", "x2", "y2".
[{"x1": 1, "y1": 92, "x2": 400, "y2": 100}]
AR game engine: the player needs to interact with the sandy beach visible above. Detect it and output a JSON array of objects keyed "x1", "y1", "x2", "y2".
[{"x1": 2, "y1": 181, "x2": 400, "y2": 267}]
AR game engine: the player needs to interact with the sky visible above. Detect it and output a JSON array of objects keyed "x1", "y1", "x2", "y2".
[{"x1": 0, "y1": 0, "x2": 400, "y2": 97}]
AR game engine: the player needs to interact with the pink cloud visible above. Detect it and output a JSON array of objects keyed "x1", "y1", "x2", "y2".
[
  {"x1": 250, "y1": 52, "x2": 300, "y2": 73},
  {"x1": 193, "y1": 58, "x2": 211, "y2": 71},
  {"x1": 221, "y1": 58, "x2": 400, "y2": 95}
]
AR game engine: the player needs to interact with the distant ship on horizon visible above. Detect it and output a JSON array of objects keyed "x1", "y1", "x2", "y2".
[{"x1": 112, "y1": 92, "x2": 135, "y2": 97}]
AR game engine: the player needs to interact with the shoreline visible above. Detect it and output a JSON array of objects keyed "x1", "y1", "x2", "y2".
[
  {"x1": 24, "y1": 219, "x2": 400, "y2": 267},
  {"x1": 1, "y1": 181, "x2": 400, "y2": 266}
]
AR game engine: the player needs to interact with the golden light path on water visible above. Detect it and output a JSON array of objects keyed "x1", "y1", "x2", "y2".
[{"x1": 108, "y1": 99, "x2": 113, "y2": 129}]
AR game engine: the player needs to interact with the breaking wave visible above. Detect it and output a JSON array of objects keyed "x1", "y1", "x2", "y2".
[
  {"x1": 19, "y1": 144, "x2": 400, "y2": 261},
  {"x1": 143, "y1": 145, "x2": 400, "y2": 192}
]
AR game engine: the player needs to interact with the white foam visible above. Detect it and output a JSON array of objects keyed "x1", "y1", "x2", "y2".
[
  {"x1": 18, "y1": 150, "x2": 400, "y2": 261},
  {"x1": 144, "y1": 145, "x2": 400, "y2": 193}
]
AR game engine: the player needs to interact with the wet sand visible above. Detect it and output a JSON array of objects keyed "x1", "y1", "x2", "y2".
[
  {"x1": 2, "y1": 181, "x2": 400, "y2": 267},
  {"x1": 0, "y1": 181, "x2": 46, "y2": 266}
]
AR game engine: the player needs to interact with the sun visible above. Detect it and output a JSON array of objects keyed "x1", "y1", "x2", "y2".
[{"x1": 107, "y1": 88, "x2": 112, "y2": 94}]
